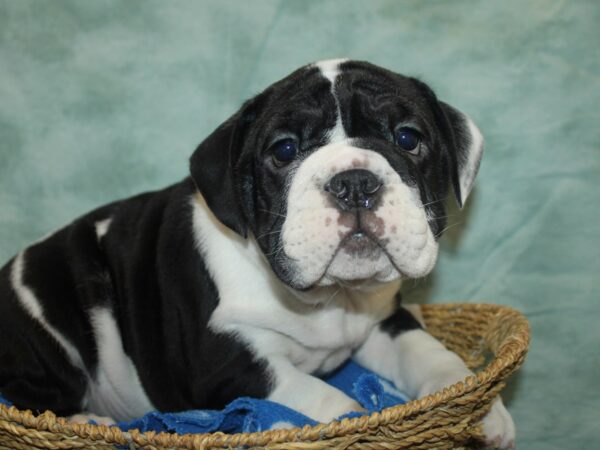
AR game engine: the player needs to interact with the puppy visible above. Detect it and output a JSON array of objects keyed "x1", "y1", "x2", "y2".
[{"x1": 0, "y1": 60, "x2": 514, "y2": 448}]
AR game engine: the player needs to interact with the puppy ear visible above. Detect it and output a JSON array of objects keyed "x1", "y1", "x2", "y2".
[
  {"x1": 189, "y1": 99, "x2": 260, "y2": 237},
  {"x1": 439, "y1": 102, "x2": 484, "y2": 208}
]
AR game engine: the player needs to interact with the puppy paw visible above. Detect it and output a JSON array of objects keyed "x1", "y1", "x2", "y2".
[
  {"x1": 68, "y1": 412, "x2": 116, "y2": 426},
  {"x1": 310, "y1": 396, "x2": 366, "y2": 423},
  {"x1": 269, "y1": 420, "x2": 297, "y2": 430},
  {"x1": 481, "y1": 398, "x2": 515, "y2": 449}
]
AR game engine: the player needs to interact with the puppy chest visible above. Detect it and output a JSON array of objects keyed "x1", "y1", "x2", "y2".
[{"x1": 218, "y1": 308, "x2": 379, "y2": 375}]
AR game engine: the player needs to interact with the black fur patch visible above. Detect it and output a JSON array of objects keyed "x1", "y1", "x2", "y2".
[{"x1": 379, "y1": 294, "x2": 423, "y2": 337}]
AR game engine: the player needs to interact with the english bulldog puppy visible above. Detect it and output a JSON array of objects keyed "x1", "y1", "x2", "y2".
[{"x1": 0, "y1": 60, "x2": 514, "y2": 448}]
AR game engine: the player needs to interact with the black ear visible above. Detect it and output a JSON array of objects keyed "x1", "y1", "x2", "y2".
[
  {"x1": 189, "y1": 99, "x2": 260, "y2": 237},
  {"x1": 439, "y1": 102, "x2": 484, "y2": 208}
]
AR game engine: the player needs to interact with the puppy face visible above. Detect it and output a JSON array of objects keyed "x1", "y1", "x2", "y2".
[{"x1": 190, "y1": 60, "x2": 483, "y2": 290}]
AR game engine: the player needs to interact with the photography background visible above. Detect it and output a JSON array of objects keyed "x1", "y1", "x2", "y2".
[{"x1": 0, "y1": 1, "x2": 598, "y2": 448}]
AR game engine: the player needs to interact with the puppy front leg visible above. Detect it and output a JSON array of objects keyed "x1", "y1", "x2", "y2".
[
  {"x1": 354, "y1": 304, "x2": 515, "y2": 449},
  {"x1": 266, "y1": 356, "x2": 364, "y2": 423}
]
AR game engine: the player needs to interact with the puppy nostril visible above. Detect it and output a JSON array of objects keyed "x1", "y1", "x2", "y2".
[
  {"x1": 324, "y1": 180, "x2": 348, "y2": 199},
  {"x1": 335, "y1": 184, "x2": 348, "y2": 199},
  {"x1": 363, "y1": 180, "x2": 382, "y2": 196},
  {"x1": 325, "y1": 169, "x2": 383, "y2": 211}
]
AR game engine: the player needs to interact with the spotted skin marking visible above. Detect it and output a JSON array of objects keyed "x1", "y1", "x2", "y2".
[{"x1": 361, "y1": 213, "x2": 385, "y2": 238}]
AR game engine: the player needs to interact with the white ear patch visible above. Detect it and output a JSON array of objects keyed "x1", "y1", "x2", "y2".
[{"x1": 457, "y1": 115, "x2": 484, "y2": 205}]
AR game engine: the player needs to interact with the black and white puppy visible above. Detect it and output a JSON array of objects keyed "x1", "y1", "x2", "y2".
[{"x1": 0, "y1": 60, "x2": 514, "y2": 448}]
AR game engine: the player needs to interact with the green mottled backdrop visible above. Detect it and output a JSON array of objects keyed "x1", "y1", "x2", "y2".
[{"x1": 1, "y1": 1, "x2": 598, "y2": 447}]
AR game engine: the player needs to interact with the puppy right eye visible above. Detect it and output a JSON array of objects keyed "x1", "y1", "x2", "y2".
[
  {"x1": 394, "y1": 127, "x2": 421, "y2": 153},
  {"x1": 271, "y1": 138, "x2": 298, "y2": 166}
]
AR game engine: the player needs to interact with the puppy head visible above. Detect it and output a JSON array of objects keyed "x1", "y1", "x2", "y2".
[{"x1": 190, "y1": 59, "x2": 483, "y2": 290}]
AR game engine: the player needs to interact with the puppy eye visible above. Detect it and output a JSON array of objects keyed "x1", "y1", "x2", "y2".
[
  {"x1": 271, "y1": 138, "x2": 298, "y2": 166},
  {"x1": 395, "y1": 127, "x2": 421, "y2": 153}
]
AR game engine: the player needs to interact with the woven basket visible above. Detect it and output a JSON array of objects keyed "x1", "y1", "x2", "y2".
[{"x1": 0, "y1": 303, "x2": 530, "y2": 450}]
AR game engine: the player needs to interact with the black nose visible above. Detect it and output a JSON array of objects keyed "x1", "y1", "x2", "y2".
[{"x1": 325, "y1": 169, "x2": 383, "y2": 211}]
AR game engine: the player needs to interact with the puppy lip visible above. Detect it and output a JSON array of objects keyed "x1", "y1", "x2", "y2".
[
  {"x1": 329, "y1": 228, "x2": 393, "y2": 272},
  {"x1": 340, "y1": 230, "x2": 380, "y2": 255},
  {"x1": 337, "y1": 219, "x2": 385, "y2": 250}
]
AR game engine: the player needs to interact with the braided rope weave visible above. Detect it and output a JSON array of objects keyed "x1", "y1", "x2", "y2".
[{"x1": 0, "y1": 303, "x2": 530, "y2": 450}]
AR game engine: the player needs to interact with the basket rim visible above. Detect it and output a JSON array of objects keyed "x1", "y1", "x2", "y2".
[{"x1": 0, "y1": 302, "x2": 530, "y2": 449}]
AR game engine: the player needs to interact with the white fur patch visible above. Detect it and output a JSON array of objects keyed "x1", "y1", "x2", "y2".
[
  {"x1": 86, "y1": 306, "x2": 154, "y2": 422},
  {"x1": 10, "y1": 251, "x2": 86, "y2": 371},
  {"x1": 94, "y1": 218, "x2": 112, "y2": 241},
  {"x1": 458, "y1": 114, "x2": 484, "y2": 204},
  {"x1": 314, "y1": 58, "x2": 348, "y2": 82},
  {"x1": 269, "y1": 421, "x2": 295, "y2": 430},
  {"x1": 282, "y1": 143, "x2": 438, "y2": 288},
  {"x1": 482, "y1": 397, "x2": 516, "y2": 449}
]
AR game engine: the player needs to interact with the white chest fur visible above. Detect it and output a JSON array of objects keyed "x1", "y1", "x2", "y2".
[{"x1": 191, "y1": 194, "x2": 400, "y2": 375}]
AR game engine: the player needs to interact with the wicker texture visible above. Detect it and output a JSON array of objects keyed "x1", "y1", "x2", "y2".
[{"x1": 0, "y1": 303, "x2": 530, "y2": 450}]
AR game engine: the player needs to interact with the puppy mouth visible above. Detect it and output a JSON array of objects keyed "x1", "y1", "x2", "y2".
[
  {"x1": 338, "y1": 229, "x2": 382, "y2": 258},
  {"x1": 318, "y1": 211, "x2": 398, "y2": 284},
  {"x1": 336, "y1": 210, "x2": 387, "y2": 257},
  {"x1": 317, "y1": 228, "x2": 398, "y2": 288}
]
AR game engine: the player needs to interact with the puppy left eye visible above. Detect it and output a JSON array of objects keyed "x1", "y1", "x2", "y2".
[
  {"x1": 271, "y1": 138, "x2": 298, "y2": 166},
  {"x1": 395, "y1": 127, "x2": 421, "y2": 153}
]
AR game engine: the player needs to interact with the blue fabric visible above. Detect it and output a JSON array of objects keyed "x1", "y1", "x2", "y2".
[{"x1": 117, "y1": 360, "x2": 407, "y2": 434}]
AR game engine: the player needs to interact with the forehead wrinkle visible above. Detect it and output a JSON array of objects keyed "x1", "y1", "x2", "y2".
[
  {"x1": 345, "y1": 88, "x2": 438, "y2": 140},
  {"x1": 270, "y1": 81, "x2": 330, "y2": 105},
  {"x1": 262, "y1": 107, "x2": 334, "y2": 146}
]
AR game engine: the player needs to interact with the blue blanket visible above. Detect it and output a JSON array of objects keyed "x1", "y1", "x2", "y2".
[
  {"x1": 119, "y1": 360, "x2": 408, "y2": 433},
  {"x1": 0, "y1": 360, "x2": 407, "y2": 434}
]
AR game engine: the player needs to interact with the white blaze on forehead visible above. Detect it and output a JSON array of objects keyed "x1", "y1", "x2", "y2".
[
  {"x1": 314, "y1": 58, "x2": 348, "y2": 81},
  {"x1": 314, "y1": 58, "x2": 348, "y2": 144},
  {"x1": 282, "y1": 142, "x2": 438, "y2": 288}
]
